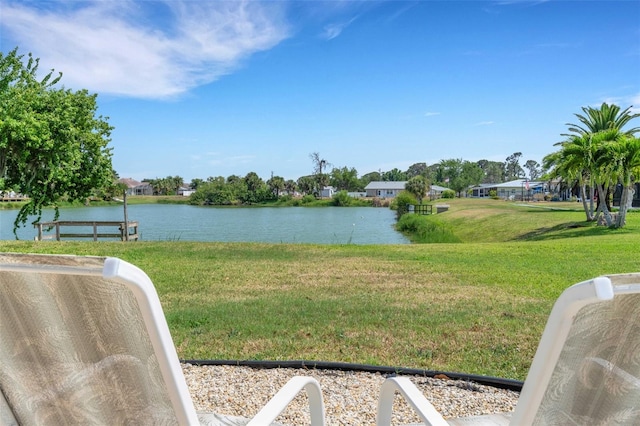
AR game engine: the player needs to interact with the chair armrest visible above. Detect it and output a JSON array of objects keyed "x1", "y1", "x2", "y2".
[
  {"x1": 247, "y1": 376, "x2": 326, "y2": 426},
  {"x1": 376, "y1": 376, "x2": 449, "y2": 426}
]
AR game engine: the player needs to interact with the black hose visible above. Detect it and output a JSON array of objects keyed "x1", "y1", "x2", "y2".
[{"x1": 182, "y1": 359, "x2": 523, "y2": 392}]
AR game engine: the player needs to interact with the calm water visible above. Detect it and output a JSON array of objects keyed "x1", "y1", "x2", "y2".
[{"x1": 0, "y1": 204, "x2": 409, "y2": 244}]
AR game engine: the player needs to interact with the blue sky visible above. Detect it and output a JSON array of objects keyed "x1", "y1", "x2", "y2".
[{"x1": 1, "y1": 0, "x2": 639, "y2": 183}]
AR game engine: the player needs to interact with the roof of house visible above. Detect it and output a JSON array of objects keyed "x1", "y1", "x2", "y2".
[
  {"x1": 118, "y1": 178, "x2": 143, "y2": 189},
  {"x1": 364, "y1": 181, "x2": 407, "y2": 190},
  {"x1": 473, "y1": 179, "x2": 544, "y2": 189}
]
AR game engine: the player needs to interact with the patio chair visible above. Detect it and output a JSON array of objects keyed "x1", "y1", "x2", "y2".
[
  {"x1": 377, "y1": 273, "x2": 640, "y2": 425},
  {"x1": 0, "y1": 253, "x2": 326, "y2": 426}
]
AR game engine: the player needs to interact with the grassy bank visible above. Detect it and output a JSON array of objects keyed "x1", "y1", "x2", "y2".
[{"x1": 1, "y1": 198, "x2": 638, "y2": 380}]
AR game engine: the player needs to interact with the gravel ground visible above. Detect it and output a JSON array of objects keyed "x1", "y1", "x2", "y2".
[{"x1": 182, "y1": 364, "x2": 519, "y2": 425}]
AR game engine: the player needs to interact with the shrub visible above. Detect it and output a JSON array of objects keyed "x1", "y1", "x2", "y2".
[
  {"x1": 390, "y1": 191, "x2": 418, "y2": 216},
  {"x1": 332, "y1": 190, "x2": 352, "y2": 206},
  {"x1": 396, "y1": 214, "x2": 460, "y2": 243},
  {"x1": 301, "y1": 194, "x2": 316, "y2": 204},
  {"x1": 441, "y1": 189, "x2": 455, "y2": 199}
]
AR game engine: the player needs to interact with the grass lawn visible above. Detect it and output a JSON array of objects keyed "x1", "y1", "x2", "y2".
[{"x1": 1, "y1": 198, "x2": 638, "y2": 380}]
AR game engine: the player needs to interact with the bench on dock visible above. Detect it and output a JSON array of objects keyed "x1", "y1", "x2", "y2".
[{"x1": 34, "y1": 221, "x2": 139, "y2": 242}]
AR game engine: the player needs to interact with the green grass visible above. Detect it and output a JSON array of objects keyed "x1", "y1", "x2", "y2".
[{"x1": 1, "y1": 198, "x2": 638, "y2": 380}]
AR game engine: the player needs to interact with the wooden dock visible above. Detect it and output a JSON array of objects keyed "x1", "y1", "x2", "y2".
[
  {"x1": 412, "y1": 204, "x2": 433, "y2": 215},
  {"x1": 34, "y1": 221, "x2": 139, "y2": 241}
]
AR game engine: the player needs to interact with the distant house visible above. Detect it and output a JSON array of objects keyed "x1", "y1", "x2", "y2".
[
  {"x1": 470, "y1": 179, "x2": 546, "y2": 200},
  {"x1": 178, "y1": 187, "x2": 195, "y2": 197},
  {"x1": 118, "y1": 178, "x2": 142, "y2": 196},
  {"x1": 364, "y1": 181, "x2": 407, "y2": 198},
  {"x1": 320, "y1": 186, "x2": 335, "y2": 198},
  {"x1": 428, "y1": 184, "x2": 449, "y2": 200},
  {"x1": 134, "y1": 182, "x2": 154, "y2": 196}
]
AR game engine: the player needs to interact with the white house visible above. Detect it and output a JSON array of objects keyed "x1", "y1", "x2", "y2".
[
  {"x1": 428, "y1": 184, "x2": 449, "y2": 199},
  {"x1": 117, "y1": 178, "x2": 150, "y2": 196},
  {"x1": 320, "y1": 186, "x2": 335, "y2": 198},
  {"x1": 470, "y1": 179, "x2": 546, "y2": 200},
  {"x1": 364, "y1": 181, "x2": 407, "y2": 198}
]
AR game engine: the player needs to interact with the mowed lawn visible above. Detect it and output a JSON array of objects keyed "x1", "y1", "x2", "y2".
[{"x1": 2, "y1": 198, "x2": 638, "y2": 380}]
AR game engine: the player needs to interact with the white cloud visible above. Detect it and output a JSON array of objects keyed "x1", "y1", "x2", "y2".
[
  {"x1": 474, "y1": 121, "x2": 495, "y2": 126},
  {"x1": 597, "y1": 92, "x2": 640, "y2": 114},
  {"x1": 1, "y1": 1, "x2": 290, "y2": 99},
  {"x1": 424, "y1": 112, "x2": 441, "y2": 117},
  {"x1": 321, "y1": 16, "x2": 358, "y2": 40}
]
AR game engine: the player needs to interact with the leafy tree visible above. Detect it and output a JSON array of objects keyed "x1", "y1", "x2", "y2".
[
  {"x1": 381, "y1": 168, "x2": 407, "y2": 181},
  {"x1": 242, "y1": 172, "x2": 266, "y2": 203},
  {"x1": 329, "y1": 166, "x2": 360, "y2": 191},
  {"x1": 504, "y1": 152, "x2": 524, "y2": 180},
  {"x1": 190, "y1": 178, "x2": 204, "y2": 190},
  {"x1": 523, "y1": 160, "x2": 541, "y2": 180},
  {"x1": 0, "y1": 48, "x2": 113, "y2": 235},
  {"x1": 359, "y1": 171, "x2": 381, "y2": 188},
  {"x1": 284, "y1": 179, "x2": 298, "y2": 196},
  {"x1": 406, "y1": 162, "x2": 428, "y2": 179},
  {"x1": 477, "y1": 160, "x2": 505, "y2": 183},
  {"x1": 404, "y1": 175, "x2": 428, "y2": 204},
  {"x1": 266, "y1": 174, "x2": 285, "y2": 198},
  {"x1": 438, "y1": 158, "x2": 483, "y2": 197},
  {"x1": 296, "y1": 175, "x2": 316, "y2": 196},
  {"x1": 427, "y1": 163, "x2": 446, "y2": 184}
]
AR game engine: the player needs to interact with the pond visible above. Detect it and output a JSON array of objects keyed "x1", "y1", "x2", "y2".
[{"x1": 0, "y1": 204, "x2": 410, "y2": 244}]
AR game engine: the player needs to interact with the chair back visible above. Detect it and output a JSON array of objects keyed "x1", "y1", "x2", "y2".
[
  {"x1": 513, "y1": 273, "x2": 640, "y2": 425},
  {"x1": 0, "y1": 253, "x2": 198, "y2": 425}
]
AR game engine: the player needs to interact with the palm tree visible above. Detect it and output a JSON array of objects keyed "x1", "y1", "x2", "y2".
[
  {"x1": 599, "y1": 135, "x2": 640, "y2": 227},
  {"x1": 404, "y1": 176, "x2": 428, "y2": 204},
  {"x1": 565, "y1": 103, "x2": 640, "y2": 138},
  {"x1": 545, "y1": 134, "x2": 599, "y2": 221},
  {"x1": 546, "y1": 103, "x2": 640, "y2": 222}
]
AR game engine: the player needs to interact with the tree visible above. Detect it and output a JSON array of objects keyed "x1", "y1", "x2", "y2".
[
  {"x1": 329, "y1": 166, "x2": 360, "y2": 191},
  {"x1": 242, "y1": 172, "x2": 266, "y2": 203},
  {"x1": 545, "y1": 103, "x2": 640, "y2": 225},
  {"x1": 523, "y1": 160, "x2": 541, "y2": 180},
  {"x1": 190, "y1": 178, "x2": 204, "y2": 190},
  {"x1": 438, "y1": 158, "x2": 483, "y2": 197},
  {"x1": 310, "y1": 152, "x2": 331, "y2": 197},
  {"x1": 381, "y1": 168, "x2": 407, "y2": 181},
  {"x1": 544, "y1": 134, "x2": 599, "y2": 221},
  {"x1": 565, "y1": 102, "x2": 640, "y2": 138},
  {"x1": 504, "y1": 152, "x2": 524, "y2": 180},
  {"x1": 596, "y1": 133, "x2": 640, "y2": 228},
  {"x1": 266, "y1": 174, "x2": 285, "y2": 198},
  {"x1": 477, "y1": 160, "x2": 505, "y2": 183},
  {"x1": 406, "y1": 162, "x2": 428, "y2": 179},
  {"x1": 284, "y1": 179, "x2": 298, "y2": 196},
  {"x1": 359, "y1": 171, "x2": 381, "y2": 188},
  {"x1": 405, "y1": 176, "x2": 428, "y2": 204},
  {"x1": 296, "y1": 175, "x2": 316, "y2": 196},
  {"x1": 0, "y1": 48, "x2": 114, "y2": 235}
]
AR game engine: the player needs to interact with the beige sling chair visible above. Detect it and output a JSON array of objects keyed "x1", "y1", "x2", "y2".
[
  {"x1": 0, "y1": 253, "x2": 326, "y2": 425},
  {"x1": 377, "y1": 273, "x2": 640, "y2": 425}
]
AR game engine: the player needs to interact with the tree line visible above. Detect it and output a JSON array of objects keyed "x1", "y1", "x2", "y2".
[
  {"x1": 2, "y1": 47, "x2": 639, "y2": 232},
  {"x1": 166, "y1": 151, "x2": 540, "y2": 206}
]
